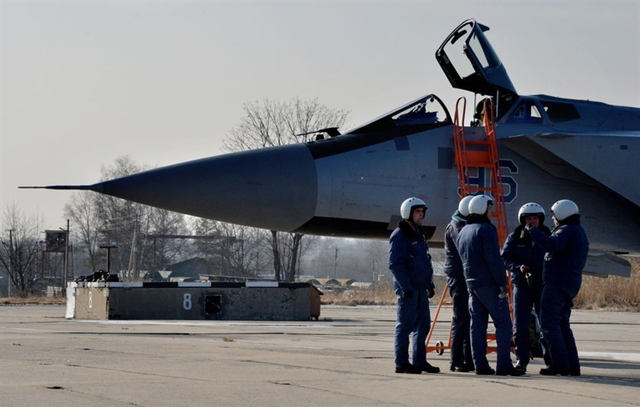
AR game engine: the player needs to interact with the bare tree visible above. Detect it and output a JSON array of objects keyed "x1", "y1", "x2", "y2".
[
  {"x1": 64, "y1": 191, "x2": 101, "y2": 273},
  {"x1": 139, "y1": 206, "x2": 189, "y2": 272},
  {"x1": 0, "y1": 204, "x2": 43, "y2": 296},
  {"x1": 267, "y1": 231, "x2": 319, "y2": 281},
  {"x1": 192, "y1": 218, "x2": 267, "y2": 277},
  {"x1": 64, "y1": 156, "x2": 190, "y2": 279},
  {"x1": 364, "y1": 239, "x2": 390, "y2": 284},
  {"x1": 223, "y1": 97, "x2": 349, "y2": 151},
  {"x1": 223, "y1": 97, "x2": 350, "y2": 281}
]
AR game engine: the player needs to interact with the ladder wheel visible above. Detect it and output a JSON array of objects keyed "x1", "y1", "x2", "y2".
[{"x1": 436, "y1": 341, "x2": 444, "y2": 355}]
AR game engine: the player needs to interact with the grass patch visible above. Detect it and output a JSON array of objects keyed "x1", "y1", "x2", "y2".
[
  {"x1": 2, "y1": 258, "x2": 638, "y2": 311},
  {"x1": 323, "y1": 257, "x2": 640, "y2": 312},
  {"x1": 574, "y1": 256, "x2": 640, "y2": 311},
  {"x1": 0, "y1": 296, "x2": 66, "y2": 305}
]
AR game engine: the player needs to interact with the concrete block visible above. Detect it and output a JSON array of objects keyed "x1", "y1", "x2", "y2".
[{"x1": 71, "y1": 282, "x2": 321, "y2": 321}]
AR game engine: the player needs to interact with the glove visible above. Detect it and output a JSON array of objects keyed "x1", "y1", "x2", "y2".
[
  {"x1": 519, "y1": 227, "x2": 529, "y2": 239},
  {"x1": 525, "y1": 271, "x2": 534, "y2": 288},
  {"x1": 403, "y1": 290, "x2": 414, "y2": 299},
  {"x1": 428, "y1": 287, "x2": 435, "y2": 298},
  {"x1": 524, "y1": 223, "x2": 534, "y2": 232},
  {"x1": 498, "y1": 286, "x2": 508, "y2": 299}
]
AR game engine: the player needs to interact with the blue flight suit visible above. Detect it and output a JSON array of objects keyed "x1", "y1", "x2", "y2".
[
  {"x1": 457, "y1": 214, "x2": 514, "y2": 372},
  {"x1": 527, "y1": 215, "x2": 589, "y2": 372},
  {"x1": 502, "y1": 224, "x2": 551, "y2": 367},
  {"x1": 443, "y1": 210, "x2": 474, "y2": 370},
  {"x1": 389, "y1": 220, "x2": 435, "y2": 368}
]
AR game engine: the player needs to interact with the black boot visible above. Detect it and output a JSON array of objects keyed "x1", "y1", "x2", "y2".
[
  {"x1": 540, "y1": 365, "x2": 569, "y2": 376},
  {"x1": 420, "y1": 362, "x2": 440, "y2": 373},
  {"x1": 496, "y1": 367, "x2": 526, "y2": 376},
  {"x1": 395, "y1": 363, "x2": 421, "y2": 374}
]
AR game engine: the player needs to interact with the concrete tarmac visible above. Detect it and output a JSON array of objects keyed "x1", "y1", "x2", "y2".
[{"x1": 1, "y1": 305, "x2": 638, "y2": 407}]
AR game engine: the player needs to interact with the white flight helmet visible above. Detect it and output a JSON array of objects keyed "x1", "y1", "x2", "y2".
[
  {"x1": 458, "y1": 195, "x2": 475, "y2": 217},
  {"x1": 400, "y1": 197, "x2": 427, "y2": 220},
  {"x1": 551, "y1": 199, "x2": 579, "y2": 222},
  {"x1": 518, "y1": 202, "x2": 545, "y2": 225},
  {"x1": 468, "y1": 195, "x2": 494, "y2": 216}
]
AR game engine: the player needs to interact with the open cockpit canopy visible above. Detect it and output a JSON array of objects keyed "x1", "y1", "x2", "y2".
[{"x1": 436, "y1": 19, "x2": 517, "y2": 103}]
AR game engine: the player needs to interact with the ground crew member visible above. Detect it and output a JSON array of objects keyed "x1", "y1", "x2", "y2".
[
  {"x1": 389, "y1": 197, "x2": 440, "y2": 374},
  {"x1": 443, "y1": 195, "x2": 475, "y2": 372},
  {"x1": 457, "y1": 195, "x2": 524, "y2": 376},
  {"x1": 502, "y1": 202, "x2": 551, "y2": 372},
  {"x1": 525, "y1": 199, "x2": 589, "y2": 376}
]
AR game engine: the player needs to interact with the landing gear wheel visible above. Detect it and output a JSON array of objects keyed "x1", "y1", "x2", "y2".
[{"x1": 436, "y1": 341, "x2": 444, "y2": 355}]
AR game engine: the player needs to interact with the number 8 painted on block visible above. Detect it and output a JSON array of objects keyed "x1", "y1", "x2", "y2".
[{"x1": 183, "y1": 293, "x2": 192, "y2": 310}]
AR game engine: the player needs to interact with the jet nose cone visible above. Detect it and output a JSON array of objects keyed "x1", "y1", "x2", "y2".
[{"x1": 100, "y1": 144, "x2": 318, "y2": 231}]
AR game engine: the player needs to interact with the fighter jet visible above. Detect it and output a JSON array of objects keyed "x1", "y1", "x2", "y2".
[{"x1": 22, "y1": 19, "x2": 639, "y2": 277}]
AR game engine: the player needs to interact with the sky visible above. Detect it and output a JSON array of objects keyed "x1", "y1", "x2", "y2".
[{"x1": 2, "y1": 1, "x2": 639, "y2": 233}]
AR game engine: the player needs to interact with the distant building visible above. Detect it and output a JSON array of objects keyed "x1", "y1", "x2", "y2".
[{"x1": 167, "y1": 258, "x2": 214, "y2": 280}]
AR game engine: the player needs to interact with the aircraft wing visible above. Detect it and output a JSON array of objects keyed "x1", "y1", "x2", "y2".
[
  {"x1": 584, "y1": 252, "x2": 634, "y2": 278},
  {"x1": 530, "y1": 130, "x2": 640, "y2": 139},
  {"x1": 501, "y1": 130, "x2": 638, "y2": 277},
  {"x1": 501, "y1": 130, "x2": 640, "y2": 207}
]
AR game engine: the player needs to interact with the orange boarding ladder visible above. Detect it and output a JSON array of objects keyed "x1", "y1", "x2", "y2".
[
  {"x1": 426, "y1": 97, "x2": 511, "y2": 356},
  {"x1": 425, "y1": 97, "x2": 468, "y2": 355},
  {"x1": 460, "y1": 97, "x2": 509, "y2": 243}
]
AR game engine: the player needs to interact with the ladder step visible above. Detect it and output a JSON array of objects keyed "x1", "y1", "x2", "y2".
[
  {"x1": 458, "y1": 150, "x2": 492, "y2": 166},
  {"x1": 462, "y1": 139, "x2": 491, "y2": 146},
  {"x1": 468, "y1": 187, "x2": 495, "y2": 191}
]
